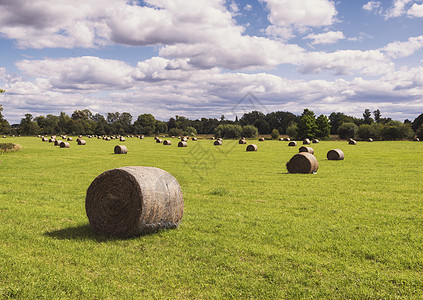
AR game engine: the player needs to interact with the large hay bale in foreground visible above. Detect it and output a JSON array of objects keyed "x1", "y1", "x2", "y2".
[
  {"x1": 114, "y1": 145, "x2": 127, "y2": 154},
  {"x1": 163, "y1": 140, "x2": 172, "y2": 145},
  {"x1": 299, "y1": 146, "x2": 314, "y2": 155},
  {"x1": 246, "y1": 144, "x2": 257, "y2": 151},
  {"x1": 178, "y1": 141, "x2": 187, "y2": 147},
  {"x1": 286, "y1": 152, "x2": 319, "y2": 174},
  {"x1": 288, "y1": 141, "x2": 297, "y2": 147},
  {"x1": 327, "y1": 149, "x2": 344, "y2": 160},
  {"x1": 85, "y1": 166, "x2": 183, "y2": 238},
  {"x1": 60, "y1": 142, "x2": 70, "y2": 148}
]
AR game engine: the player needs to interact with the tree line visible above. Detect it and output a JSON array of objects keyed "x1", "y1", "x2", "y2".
[{"x1": 0, "y1": 105, "x2": 422, "y2": 140}]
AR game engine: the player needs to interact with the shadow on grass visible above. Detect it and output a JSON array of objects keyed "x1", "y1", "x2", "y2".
[{"x1": 44, "y1": 224, "x2": 162, "y2": 242}]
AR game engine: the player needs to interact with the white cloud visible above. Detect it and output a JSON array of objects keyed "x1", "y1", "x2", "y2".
[
  {"x1": 363, "y1": 1, "x2": 381, "y2": 12},
  {"x1": 381, "y1": 35, "x2": 423, "y2": 58},
  {"x1": 384, "y1": 0, "x2": 412, "y2": 19},
  {"x1": 244, "y1": 4, "x2": 252, "y2": 11},
  {"x1": 304, "y1": 31, "x2": 345, "y2": 45},
  {"x1": 408, "y1": 3, "x2": 423, "y2": 17}
]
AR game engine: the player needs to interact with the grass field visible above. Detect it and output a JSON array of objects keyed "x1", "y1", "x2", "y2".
[{"x1": 1, "y1": 136, "x2": 423, "y2": 299}]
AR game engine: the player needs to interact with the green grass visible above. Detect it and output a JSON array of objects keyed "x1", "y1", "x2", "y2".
[{"x1": 1, "y1": 136, "x2": 423, "y2": 299}]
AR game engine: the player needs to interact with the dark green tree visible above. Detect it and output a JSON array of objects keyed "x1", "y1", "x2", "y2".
[
  {"x1": 373, "y1": 109, "x2": 381, "y2": 123},
  {"x1": 240, "y1": 111, "x2": 266, "y2": 126},
  {"x1": 338, "y1": 122, "x2": 358, "y2": 139},
  {"x1": 0, "y1": 104, "x2": 11, "y2": 134},
  {"x1": 134, "y1": 113, "x2": 156, "y2": 135},
  {"x1": 412, "y1": 113, "x2": 423, "y2": 132},
  {"x1": 315, "y1": 114, "x2": 331, "y2": 139},
  {"x1": 19, "y1": 113, "x2": 40, "y2": 135},
  {"x1": 363, "y1": 109, "x2": 374, "y2": 125},
  {"x1": 297, "y1": 109, "x2": 317, "y2": 139},
  {"x1": 254, "y1": 118, "x2": 270, "y2": 134}
]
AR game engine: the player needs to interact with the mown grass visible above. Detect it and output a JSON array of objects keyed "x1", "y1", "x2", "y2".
[{"x1": 0, "y1": 136, "x2": 422, "y2": 299}]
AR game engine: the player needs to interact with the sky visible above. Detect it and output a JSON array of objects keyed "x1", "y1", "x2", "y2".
[{"x1": 1, "y1": 0, "x2": 423, "y2": 124}]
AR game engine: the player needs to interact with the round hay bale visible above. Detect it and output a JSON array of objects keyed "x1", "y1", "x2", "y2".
[
  {"x1": 239, "y1": 139, "x2": 247, "y2": 144},
  {"x1": 163, "y1": 140, "x2": 172, "y2": 145},
  {"x1": 211, "y1": 137, "x2": 215, "y2": 140},
  {"x1": 246, "y1": 144, "x2": 257, "y2": 151},
  {"x1": 286, "y1": 152, "x2": 319, "y2": 174},
  {"x1": 303, "y1": 138, "x2": 311, "y2": 145},
  {"x1": 49, "y1": 138, "x2": 55, "y2": 143},
  {"x1": 367, "y1": 138, "x2": 373, "y2": 142},
  {"x1": 181, "y1": 137, "x2": 188, "y2": 142},
  {"x1": 54, "y1": 140, "x2": 62, "y2": 146},
  {"x1": 106, "y1": 137, "x2": 111, "y2": 141},
  {"x1": 279, "y1": 138, "x2": 284, "y2": 141},
  {"x1": 78, "y1": 139, "x2": 86, "y2": 145},
  {"x1": 288, "y1": 141, "x2": 297, "y2": 147},
  {"x1": 140, "y1": 135, "x2": 145, "y2": 139},
  {"x1": 178, "y1": 141, "x2": 187, "y2": 147},
  {"x1": 2, "y1": 135, "x2": 6, "y2": 138},
  {"x1": 299, "y1": 146, "x2": 314, "y2": 155},
  {"x1": 258, "y1": 137, "x2": 265, "y2": 141},
  {"x1": 120, "y1": 137, "x2": 126, "y2": 142},
  {"x1": 42, "y1": 137, "x2": 48, "y2": 142},
  {"x1": 214, "y1": 140, "x2": 222, "y2": 146},
  {"x1": 114, "y1": 145, "x2": 128, "y2": 154},
  {"x1": 67, "y1": 137, "x2": 73, "y2": 141},
  {"x1": 327, "y1": 149, "x2": 344, "y2": 160},
  {"x1": 413, "y1": 137, "x2": 420, "y2": 141},
  {"x1": 192, "y1": 137, "x2": 197, "y2": 141},
  {"x1": 60, "y1": 142, "x2": 70, "y2": 148},
  {"x1": 312, "y1": 139, "x2": 319, "y2": 144},
  {"x1": 85, "y1": 166, "x2": 183, "y2": 238},
  {"x1": 156, "y1": 138, "x2": 163, "y2": 143},
  {"x1": 348, "y1": 139, "x2": 357, "y2": 145},
  {"x1": 284, "y1": 137, "x2": 291, "y2": 141}
]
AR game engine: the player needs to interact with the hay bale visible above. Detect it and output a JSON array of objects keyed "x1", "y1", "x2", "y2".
[
  {"x1": 239, "y1": 139, "x2": 247, "y2": 144},
  {"x1": 178, "y1": 141, "x2": 187, "y2": 147},
  {"x1": 85, "y1": 166, "x2": 183, "y2": 238},
  {"x1": 163, "y1": 140, "x2": 172, "y2": 145},
  {"x1": 312, "y1": 139, "x2": 319, "y2": 144},
  {"x1": 60, "y1": 142, "x2": 70, "y2": 148},
  {"x1": 156, "y1": 138, "x2": 163, "y2": 143},
  {"x1": 140, "y1": 135, "x2": 145, "y2": 139},
  {"x1": 286, "y1": 152, "x2": 319, "y2": 174},
  {"x1": 288, "y1": 141, "x2": 297, "y2": 147},
  {"x1": 211, "y1": 137, "x2": 215, "y2": 140},
  {"x1": 49, "y1": 138, "x2": 55, "y2": 143},
  {"x1": 78, "y1": 139, "x2": 86, "y2": 145},
  {"x1": 284, "y1": 138, "x2": 291, "y2": 141},
  {"x1": 303, "y1": 138, "x2": 311, "y2": 145},
  {"x1": 67, "y1": 137, "x2": 73, "y2": 141},
  {"x1": 367, "y1": 138, "x2": 373, "y2": 142},
  {"x1": 114, "y1": 145, "x2": 128, "y2": 154},
  {"x1": 214, "y1": 140, "x2": 222, "y2": 146},
  {"x1": 327, "y1": 149, "x2": 344, "y2": 160},
  {"x1": 348, "y1": 139, "x2": 357, "y2": 145},
  {"x1": 413, "y1": 137, "x2": 420, "y2": 141},
  {"x1": 54, "y1": 140, "x2": 62, "y2": 146},
  {"x1": 181, "y1": 137, "x2": 188, "y2": 142},
  {"x1": 42, "y1": 137, "x2": 48, "y2": 142},
  {"x1": 258, "y1": 137, "x2": 265, "y2": 141},
  {"x1": 246, "y1": 144, "x2": 257, "y2": 151},
  {"x1": 120, "y1": 137, "x2": 126, "y2": 142},
  {"x1": 192, "y1": 137, "x2": 198, "y2": 141},
  {"x1": 299, "y1": 146, "x2": 314, "y2": 155},
  {"x1": 279, "y1": 138, "x2": 284, "y2": 141}
]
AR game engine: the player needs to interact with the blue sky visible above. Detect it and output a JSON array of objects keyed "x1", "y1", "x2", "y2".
[{"x1": 1, "y1": 0, "x2": 423, "y2": 124}]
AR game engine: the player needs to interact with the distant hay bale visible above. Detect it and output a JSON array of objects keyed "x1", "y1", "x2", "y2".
[
  {"x1": 49, "y1": 138, "x2": 55, "y2": 143},
  {"x1": 327, "y1": 149, "x2": 344, "y2": 160},
  {"x1": 178, "y1": 141, "x2": 187, "y2": 147},
  {"x1": 163, "y1": 140, "x2": 172, "y2": 145},
  {"x1": 299, "y1": 146, "x2": 314, "y2": 155},
  {"x1": 286, "y1": 152, "x2": 318, "y2": 174},
  {"x1": 367, "y1": 138, "x2": 373, "y2": 142},
  {"x1": 413, "y1": 137, "x2": 420, "y2": 141},
  {"x1": 42, "y1": 137, "x2": 48, "y2": 142},
  {"x1": 246, "y1": 144, "x2": 257, "y2": 151},
  {"x1": 239, "y1": 139, "x2": 247, "y2": 144},
  {"x1": 288, "y1": 141, "x2": 297, "y2": 147},
  {"x1": 156, "y1": 138, "x2": 163, "y2": 143},
  {"x1": 303, "y1": 138, "x2": 311, "y2": 144},
  {"x1": 154, "y1": 136, "x2": 158, "y2": 140},
  {"x1": 114, "y1": 145, "x2": 127, "y2": 154},
  {"x1": 258, "y1": 137, "x2": 265, "y2": 141},
  {"x1": 120, "y1": 137, "x2": 126, "y2": 142},
  {"x1": 85, "y1": 166, "x2": 183, "y2": 238},
  {"x1": 106, "y1": 137, "x2": 111, "y2": 141},
  {"x1": 214, "y1": 140, "x2": 222, "y2": 146},
  {"x1": 78, "y1": 139, "x2": 86, "y2": 145},
  {"x1": 2, "y1": 135, "x2": 6, "y2": 138},
  {"x1": 79, "y1": 135, "x2": 82, "y2": 138},
  {"x1": 279, "y1": 138, "x2": 284, "y2": 141},
  {"x1": 211, "y1": 137, "x2": 215, "y2": 140},
  {"x1": 348, "y1": 139, "x2": 357, "y2": 145},
  {"x1": 54, "y1": 140, "x2": 62, "y2": 146},
  {"x1": 312, "y1": 139, "x2": 319, "y2": 144},
  {"x1": 140, "y1": 135, "x2": 145, "y2": 139},
  {"x1": 192, "y1": 137, "x2": 197, "y2": 141},
  {"x1": 284, "y1": 138, "x2": 291, "y2": 141},
  {"x1": 60, "y1": 142, "x2": 70, "y2": 148},
  {"x1": 67, "y1": 137, "x2": 73, "y2": 141}
]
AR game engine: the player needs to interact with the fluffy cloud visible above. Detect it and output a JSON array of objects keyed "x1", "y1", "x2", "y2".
[
  {"x1": 303, "y1": 31, "x2": 346, "y2": 45},
  {"x1": 363, "y1": 1, "x2": 381, "y2": 12},
  {"x1": 408, "y1": 3, "x2": 423, "y2": 17},
  {"x1": 382, "y1": 35, "x2": 423, "y2": 58}
]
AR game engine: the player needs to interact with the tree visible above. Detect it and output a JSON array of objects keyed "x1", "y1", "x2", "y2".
[
  {"x1": 297, "y1": 109, "x2": 317, "y2": 139},
  {"x1": 254, "y1": 118, "x2": 270, "y2": 134},
  {"x1": 58, "y1": 112, "x2": 72, "y2": 133},
  {"x1": 19, "y1": 113, "x2": 40, "y2": 135},
  {"x1": 134, "y1": 114, "x2": 156, "y2": 135},
  {"x1": 271, "y1": 128, "x2": 280, "y2": 139},
  {"x1": 373, "y1": 109, "x2": 381, "y2": 123},
  {"x1": 329, "y1": 112, "x2": 357, "y2": 134},
  {"x1": 265, "y1": 111, "x2": 297, "y2": 134},
  {"x1": 240, "y1": 111, "x2": 266, "y2": 126},
  {"x1": 315, "y1": 114, "x2": 331, "y2": 139},
  {"x1": 214, "y1": 124, "x2": 242, "y2": 138},
  {"x1": 363, "y1": 109, "x2": 373, "y2": 125},
  {"x1": 412, "y1": 113, "x2": 423, "y2": 132},
  {"x1": 242, "y1": 125, "x2": 258, "y2": 138},
  {"x1": 416, "y1": 124, "x2": 423, "y2": 140},
  {"x1": 286, "y1": 122, "x2": 298, "y2": 138},
  {"x1": 0, "y1": 104, "x2": 11, "y2": 134},
  {"x1": 338, "y1": 122, "x2": 358, "y2": 139}
]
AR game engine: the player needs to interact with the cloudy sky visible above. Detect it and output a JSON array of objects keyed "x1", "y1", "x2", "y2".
[{"x1": 1, "y1": 0, "x2": 423, "y2": 124}]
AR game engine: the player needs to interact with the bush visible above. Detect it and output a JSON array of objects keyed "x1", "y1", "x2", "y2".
[
  {"x1": 271, "y1": 129, "x2": 280, "y2": 140},
  {"x1": 380, "y1": 121, "x2": 413, "y2": 140},
  {"x1": 286, "y1": 122, "x2": 298, "y2": 139},
  {"x1": 214, "y1": 124, "x2": 243, "y2": 139},
  {"x1": 184, "y1": 126, "x2": 197, "y2": 136},
  {"x1": 241, "y1": 125, "x2": 258, "y2": 138},
  {"x1": 0, "y1": 143, "x2": 22, "y2": 154},
  {"x1": 338, "y1": 122, "x2": 358, "y2": 139},
  {"x1": 357, "y1": 124, "x2": 378, "y2": 140},
  {"x1": 168, "y1": 128, "x2": 184, "y2": 137}
]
